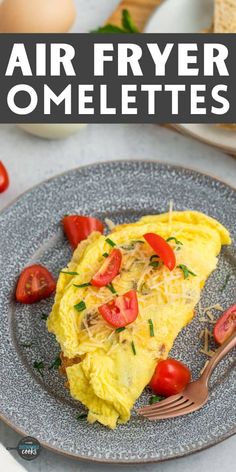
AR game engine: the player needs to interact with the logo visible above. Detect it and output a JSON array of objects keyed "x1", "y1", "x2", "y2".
[{"x1": 7, "y1": 436, "x2": 41, "y2": 461}]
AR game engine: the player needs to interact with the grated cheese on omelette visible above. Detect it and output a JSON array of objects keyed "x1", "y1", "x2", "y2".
[{"x1": 47, "y1": 211, "x2": 231, "y2": 429}]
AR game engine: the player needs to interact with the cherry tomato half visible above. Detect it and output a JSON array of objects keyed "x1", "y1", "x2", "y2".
[
  {"x1": 0, "y1": 161, "x2": 9, "y2": 193},
  {"x1": 62, "y1": 215, "x2": 104, "y2": 249},
  {"x1": 149, "y1": 358, "x2": 191, "y2": 397},
  {"x1": 16, "y1": 264, "x2": 56, "y2": 304},
  {"x1": 98, "y1": 290, "x2": 138, "y2": 328},
  {"x1": 91, "y1": 249, "x2": 122, "y2": 287},
  {"x1": 144, "y1": 233, "x2": 176, "y2": 271},
  {"x1": 213, "y1": 304, "x2": 236, "y2": 345}
]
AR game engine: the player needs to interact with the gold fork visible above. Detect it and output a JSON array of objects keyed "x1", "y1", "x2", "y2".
[{"x1": 138, "y1": 331, "x2": 236, "y2": 420}]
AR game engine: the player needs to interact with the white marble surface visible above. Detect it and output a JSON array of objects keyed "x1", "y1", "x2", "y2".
[{"x1": 0, "y1": 0, "x2": 235, "y2": 470}]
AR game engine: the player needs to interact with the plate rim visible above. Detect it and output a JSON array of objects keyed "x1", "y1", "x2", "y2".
[{"x1": 0, "y1": 159, "x2": 235, "y2": 464}]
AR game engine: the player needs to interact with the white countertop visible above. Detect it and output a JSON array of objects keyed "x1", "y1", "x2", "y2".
[{"x1": 0, "y1": 1, "x2": 235, "y2": 471}]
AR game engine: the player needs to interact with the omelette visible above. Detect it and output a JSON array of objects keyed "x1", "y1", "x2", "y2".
[{"x1": 47, "y1": 211, "x2": 231, "y2": 429}]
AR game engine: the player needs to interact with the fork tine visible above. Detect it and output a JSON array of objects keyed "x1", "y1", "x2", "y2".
[
  {"x1": 138, "y1": 393, "x2": 182, "y2": 414},
  {"x1": 141, "y1": 399, "x2": 193, "y2": 418},
  {"x1": 141, "y1": 397, "x2": 191, "y2": 417},
  {"x1": 143, "y1": 403, "x2": 199, "y2": 420}
]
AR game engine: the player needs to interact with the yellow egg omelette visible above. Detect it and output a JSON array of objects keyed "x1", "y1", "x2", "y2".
[{"x1": 47, "y1": 211, "x2": 231, "y2": 429}]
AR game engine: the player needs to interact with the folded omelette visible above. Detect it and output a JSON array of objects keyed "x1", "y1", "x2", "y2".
[{"x1": 47, "y1": 211, "x2": 231, "y2": 429}]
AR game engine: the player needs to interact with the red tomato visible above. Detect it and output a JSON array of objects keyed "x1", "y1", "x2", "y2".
[
  {"x1": 144, "y1": 233, "x2": 176, "y2": 271},
  {"x1": 150, "y1": 359, "x2": 191, "y2": 397},
  {"x1": 63, "y1": 215, "x2": 104, "y2": 249},
  {"x1": 213, "y1": 304, "x2": 236, "y2": 345},
  {"x1": 0, "y1": 161, "x2": 9, "y2": 193},
  {"x1": 98, "y1": 290, "x2": 138, "y2": 328},
  {"x1": 91, "y1": 249, "x2": 122, "y2": 287},
  {"x1": 16, "y1": 264, "x2": 56, "y2": 304}
]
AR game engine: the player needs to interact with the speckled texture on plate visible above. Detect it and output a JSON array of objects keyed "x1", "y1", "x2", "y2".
[{"x1": 0, "y1": 160, "x2": 235, "y2": 464}]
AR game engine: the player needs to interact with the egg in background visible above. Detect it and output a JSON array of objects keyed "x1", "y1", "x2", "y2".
[
  {"x1": 0, "y1": 0, "x2": 85, "y2": 139},
  {"x1": 0, "y1": 0, "x2": 76, "y2": 33},
  {"x1": 18, "y1": 123, "x2": 87, "y2": 140}
]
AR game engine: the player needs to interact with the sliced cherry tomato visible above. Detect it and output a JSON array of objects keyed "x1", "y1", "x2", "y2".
[
  {"x1": 144, "y1": 233, "x2": 176, "y2": 271},
  {"x1": 16, "y1": 264, "x2": 56, "y2": 304},
  {"x1": 63, "y1": 215, "x2": 104, "y2": 249},
  {"x1": 98, "y1": 290, "x2": 138, "y2": 328},
  {"x1": 91, "y1": 248, "x2": 122, "y2": 287},
  {"x1": 149, "y1": 358, "x2": 191, "y2": 397},
  {"x1": 213, "y1": 304, "x2": 236, "y2": 345},
  {"x1": 0, "y1": 161, "x2": 9, "y2": 193}
]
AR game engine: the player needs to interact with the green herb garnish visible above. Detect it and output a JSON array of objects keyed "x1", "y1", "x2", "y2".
[
  {"x1": 149, "y1": 255, "x2": 159, "y2": 268},
  {"x1": 74, "y1": 301, "x2": 86, "y2": 312},
  {"x1": 149, "y1": 260, "x2": 159, "y2": 268},
  {"x1": 121, "y1": 240, "x2": 144, "y2": 250},
  {"x1": 131, "y1": 340, "x2": 137, "y2": 355},
  {"x1": 21, "y1": 342, "x2": 33, "y2": 348},
  {"x1": 33, "y1": 360, "x2": 44, "y2": 377},
  {"x1": 107, "y1": 283, "x2": 117, "y2": 294},
  {"x1": 148, "y1": 319, "x2": 155, "y2": 337},
  {"x1": 103, "y1": 252, "x2": 109, "y2": 258},
  {"x1": 105, "y1": 238, "x2": 116, "y2": 247},
  {"x1": 149, "y1": 395, "x2": 164, "y2": 405},
  {"x1": 49, "y1": 355, "x2": 61, "y2": 370},
  {"x1": 92, "y1": 9, "x2": 139, "y2": 34},
  {"x1": 77, "y1": 413, "x2": 87, "y2": 420},
  {"x1": 61, "y1": 271, "x2": 79, "y2": 276},
  {"x1": 73, "y1": 282, "x2": 91, "y2": 288},
  {"x1": 122, "y1": 9, "x2": 139, "y2": 33},
  {"x1": 41, "y1": 313, "x2": 49, "y2": 320},
  {"x1": 177, "y1": 264, "x2": 196, "y2": 279},
  {"x1": 166, "y1": 237, "x2": 183, "y2": 246},
  {"x1": 116, "y1": 327, "x2": 126, "y2": 333},
  {"x1": 220, "y1": 274, "x2": 231, "y2": 292}
]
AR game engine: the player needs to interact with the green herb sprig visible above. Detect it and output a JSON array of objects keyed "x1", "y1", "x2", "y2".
[
  {"x1": 92, "y1": 9, "x2": 139, "y2": 34},
  {"x1": 61, "y1": 271, "x2": 79, "y2": 276},
  {"x1": 177, "y1": 264, "x2": 196, "y2": 279},
  {"x1": 73, "y1": 282, "x2": 91, "y2": 288},
  {"x1": 166, "y1": 237, "x2": 183, "y2": 246},
  {"x1": 33, "y1": 360, "x2": 45, "y2": 377},
  {"x1": 148, "y1": 319, "x2": 155, "y2": 337},
  {"x1": 41, "y1": 313, "x2": 49, "y2": 321},
  {"x1": 116, "y1": 327, "x2": 126, "y2": 333},
  {"x1": 107, "y1": 283, "x2": 117, "y2": 294},
  {"x1": 131, "y1": 340, "x2": 137, "y2": 355},
  {"x1": 105, "y1": 238, "x2": 116, "y2": 247},
  {"x1": 74, "y1": 301, "x2": 87, "y2": 312},
  {"x1": 49, "y1": 355, "x2": 61, "y2": 370},
  {"x1": 149, "y1": 395, "x2": 164, "y2": 405}
]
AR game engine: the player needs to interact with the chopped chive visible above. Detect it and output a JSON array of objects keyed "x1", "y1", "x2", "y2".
[
  {"x1": 49, "y1": 355, "x2": 61, "y2": 370},
  {"x1": 177, "y1": 264, "x2": 196, "y2": 279},
  {"x1": 116, "y1": 327, "x2": 126, "y2": 333},
  {"x1": 131, "y1": 340, "x2": 137, "y2": 355},
  {"x1": 41, "y1": 313, "x2": 49, "y2": 320},
  {"x1": 33, "y1": 360, "x2": 44, "y2": 377},
  {"x1": 77, "y1": 413, "x2": 87, "y2": 420},
  {"x1": 103, "y1": 252, "x2": 109, "y2": 258},
  {"x1": 220, "y1": 274, "x2": 231, "y2": 292},
  {"x1": 121, "y1": 240, "x2": 144, "y2": 250},
  {"x1": 61, "y1": 271, "x2": 79, "y2": 276},
  {"x1": 21, "y1": 342, "x2": 33, "y2": 348},
  {"x1": 166, "y1": 237, "x2": 183, "y2": 246},
  {"x1": 149, "y1": 260, "x2": 159, "y2": 268},
  {"x1": 73, "y1": 282, "x2": 91, "y2": 288},
  {"x1": 74, "y1": 301, "x2": 86, "y2": 312},
  {"x1": 148, "y1": 319, "x2": 155, "y2": 337},
  {"x1": 149, "y1": 395, "x2": 164, "y2": 405},
  {"x1": 107, "y1": 283, "x2": 117, "y2": 294},
  {"x1": 105, "y1": 238, "x2": 116, "y2": 247},
  {"x1": 150, "y1": 255, "x2": 160, "y2": 261}
]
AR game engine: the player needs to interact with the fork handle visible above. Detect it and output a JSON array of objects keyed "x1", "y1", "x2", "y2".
[{"x1": 201, "y1": 331, "x2": 236, "y2": 385}]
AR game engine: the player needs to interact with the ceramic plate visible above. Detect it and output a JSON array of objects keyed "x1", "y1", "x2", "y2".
[
  {"x1": 0, "y1": 161, "x2": 235, "y2": 463},
  {"x1": 144, "y1": 0, "x2": 236, "y2": 155}
]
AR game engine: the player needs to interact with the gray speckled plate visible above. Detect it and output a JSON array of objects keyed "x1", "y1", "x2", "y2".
[{"x1": 0, "y1": 160, "x2": 235, "y2": 464}]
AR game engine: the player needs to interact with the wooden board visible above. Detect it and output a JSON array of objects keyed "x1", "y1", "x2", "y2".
[{"x1": 107, "y1": 0, "x2": 164, "y2": 31}]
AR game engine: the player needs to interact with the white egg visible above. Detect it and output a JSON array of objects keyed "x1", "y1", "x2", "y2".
[{"x1": 18, "y1": 123, "x2": 87, "y2": 140}]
